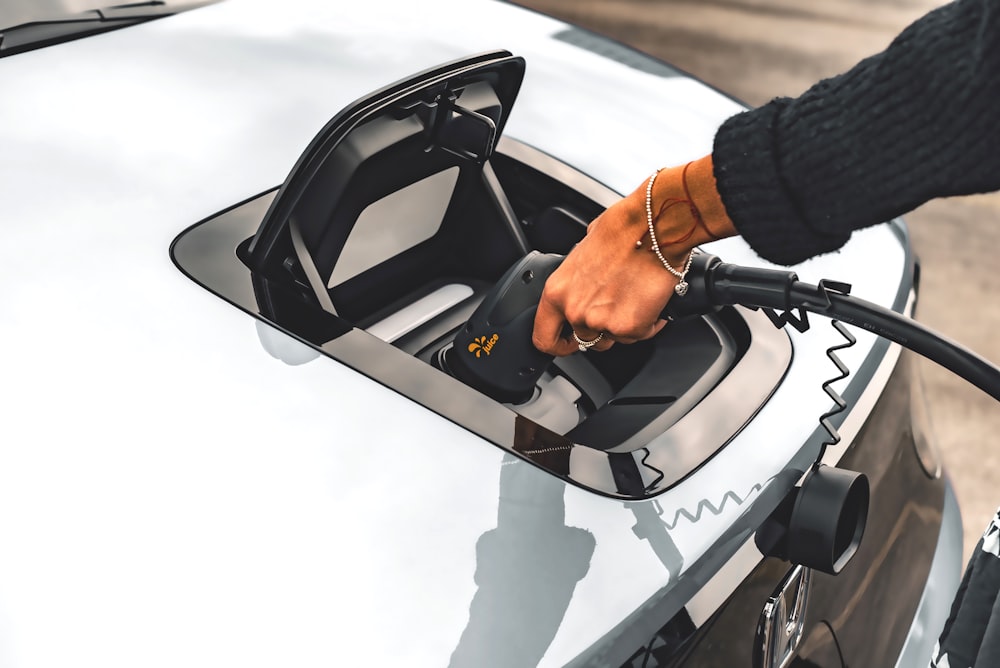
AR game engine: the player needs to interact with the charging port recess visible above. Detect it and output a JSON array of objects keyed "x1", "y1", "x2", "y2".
[{"x1": 171, "y1": 52, "x2": 791, "y2": 499}]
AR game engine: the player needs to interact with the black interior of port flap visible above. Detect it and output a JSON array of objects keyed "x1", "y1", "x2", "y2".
[{"x1": 246, "y1": 51, "x2": 529, "y2": 323}]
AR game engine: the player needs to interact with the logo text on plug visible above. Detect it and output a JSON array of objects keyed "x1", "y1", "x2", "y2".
[{"x1": 468, "y1": 334, "x2": 499, "y2": 358}]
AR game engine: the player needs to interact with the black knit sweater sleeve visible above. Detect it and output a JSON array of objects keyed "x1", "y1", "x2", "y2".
[{"x1": 712, "y1": 0, "x2": 1000, "y2": 265}]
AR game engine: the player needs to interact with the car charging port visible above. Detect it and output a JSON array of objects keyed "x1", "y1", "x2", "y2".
[{"x1": 172, "y1": 53, "x2": 793, "y2": 497}]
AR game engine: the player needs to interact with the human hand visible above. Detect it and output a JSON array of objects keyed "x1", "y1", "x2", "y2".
[{"x1": 531, "y1": 155, "x2": 734, "y2": 356}]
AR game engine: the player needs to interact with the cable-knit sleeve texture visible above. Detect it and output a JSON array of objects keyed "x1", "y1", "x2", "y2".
[{"x1": 713, "y1": 0, "x2": 1000, "y2": 265}]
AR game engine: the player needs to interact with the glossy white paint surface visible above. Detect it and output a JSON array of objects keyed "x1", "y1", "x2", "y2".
[{"x1": 0, "y1": 1, "x2": 912, "y2": 666}]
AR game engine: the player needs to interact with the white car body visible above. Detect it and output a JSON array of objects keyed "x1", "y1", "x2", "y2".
[{"x1": 0, "y1": 1, "x2": 961, "y2": 666}]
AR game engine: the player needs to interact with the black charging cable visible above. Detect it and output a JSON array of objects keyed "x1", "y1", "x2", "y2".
[
  {"x1": 660, "y1": 252, "x2": 1000, "y2": 575},
  {"x1": 665, "y1": 252, "x2": 1000, "y2": 402}
]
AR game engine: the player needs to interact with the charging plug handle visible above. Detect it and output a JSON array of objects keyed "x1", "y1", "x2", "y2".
[
  {"x1": 446, "y1": 251, "x2": 562, "y2": 404},
  {"x1": 663, "y1": 252, "x2": 799, "y2": 319},
  {"x1": 447, "y1": 248, "x2": 1000, "y2": 405}
]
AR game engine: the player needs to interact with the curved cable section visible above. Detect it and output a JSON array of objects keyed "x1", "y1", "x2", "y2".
[
  {"x1": 817, "y1": 319, "x2": 856, "y2": 460},
  {"x1": 753, "y1": 277, "x2": 858, "y2": 460}
]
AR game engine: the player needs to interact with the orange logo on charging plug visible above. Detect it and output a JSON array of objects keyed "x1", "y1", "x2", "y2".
[{"x1": 468, "y1": 334, "x2": 499, "y2": 358}]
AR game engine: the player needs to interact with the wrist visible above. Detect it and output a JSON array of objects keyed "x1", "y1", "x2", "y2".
[{"x1": 648, "y1": 154, "x2": 735, "y2": 258}]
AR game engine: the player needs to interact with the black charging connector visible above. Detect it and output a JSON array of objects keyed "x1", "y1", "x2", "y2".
[
  {"x1": 444, "y1": 248, "x2": 1000, "y2": 407},
  {"x1": 663, "y1": 252, "x2": 797, "y2": 318},
  {"x1": 443, "y1": 251, "x2": 562, "y2": 404}
]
